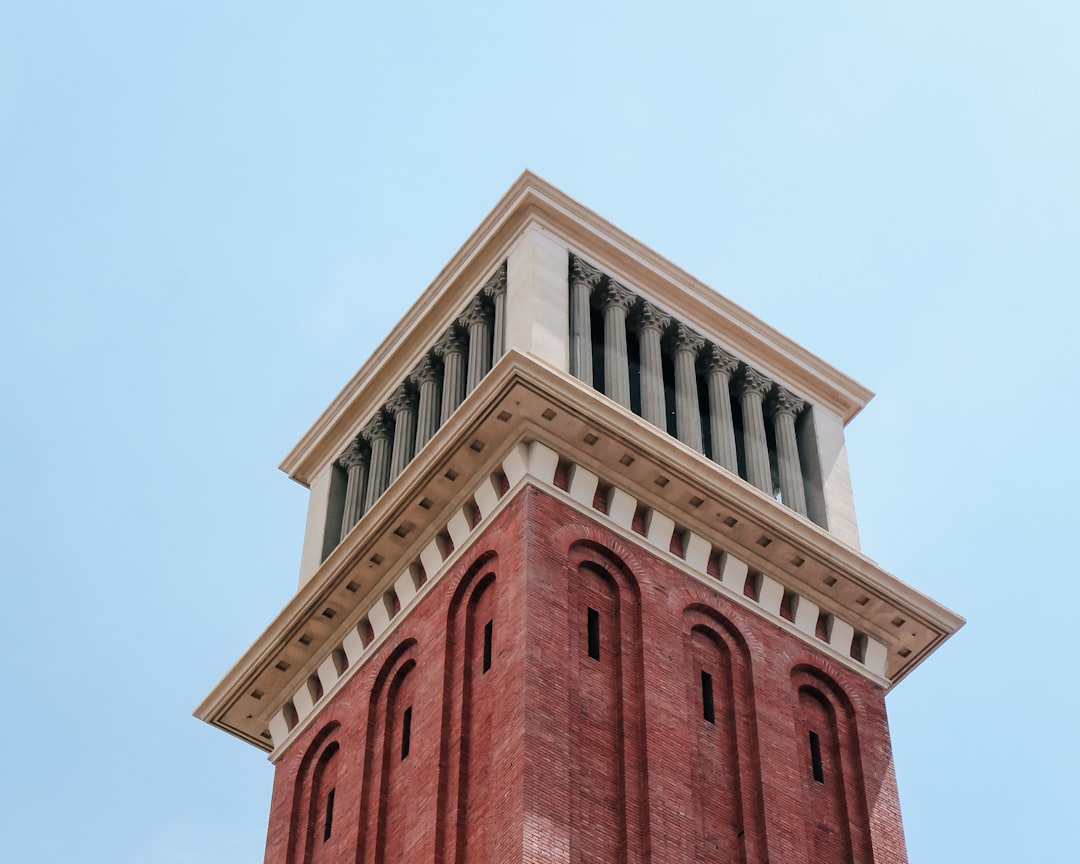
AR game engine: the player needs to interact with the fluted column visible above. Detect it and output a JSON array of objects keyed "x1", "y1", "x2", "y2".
[
  {"x1": 482, "y1": 265, "x2": 507, "y2": 362},
  {"x1": 735, "y1": 367, "x2": 774, "y2": 494},
  {"x1": 338, "y1": 438, "x2": 369, "y2": 538},
  {"x1": 362, "y1": 411, "x2": 394, "y2": 512},
  {"x1": 594, "y1": 280, "x2": 636, "y2": 409},
  {"x1": 387, "y1": 383, "x2": 418, "y2": 481},
  {"x1": 666, "y1": 323, "x2": 705, "y2": 452},
  {"x1": 703, "y1": 345, "x2": 740, "y2": 473},
  {"x1": 460, "y1": 296, "x2": 493, "y2": 395},
  {"x1": 768, "y1": 387, "x2": 808, "y2": 516},
  {"x1": 631, "y1": 301, "x2": 671, "y2": 429},
  {"x1": 569, "y1": 256, "x2": 603, "y2": 384},
  {"x1": 434, "y1": 326, "x2": 467, "y2": 424},
  {"x1": 411, "y1": 353, "x2": 442, "y2": 451}
]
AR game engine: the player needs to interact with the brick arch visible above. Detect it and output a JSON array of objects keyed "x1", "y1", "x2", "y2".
[
  {"x1": 285, "y1": 721, "x2": 342, "y2": 864},
  {"x1": 790, "y1": 665, "x2": 873, "y2": 864},
  {"x1": 561, "y1": 535, "x2": 651, "y2": 864},
  {"x1": 356, "y1": 639, "x2": 419, "y2": 864},
  {"x1": 437, "y1": 551, "x2": 501, "y2": 864},
  {"x1": 681, "y1": 605, "x2": 766, "y2": 864}
]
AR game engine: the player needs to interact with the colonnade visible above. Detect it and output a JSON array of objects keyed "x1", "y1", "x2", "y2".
[
  {"x1": 335, "y1": 266, "x2": 506, "y2": 544},
  {"x1": 569, "y1": 255, "x2": 810, "y2": 517}
]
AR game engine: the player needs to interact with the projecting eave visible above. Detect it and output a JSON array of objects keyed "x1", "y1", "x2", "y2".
[
  {"x1": 201, "y1": 351, "x2": 958, "y2": 752},
  {"x1": 279, "y1": 171, "x2": 873, "y2": 489}
]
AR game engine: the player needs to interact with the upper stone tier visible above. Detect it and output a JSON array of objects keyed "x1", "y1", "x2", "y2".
[{"x1": 283, "y1": 171, "x2": 874, "y2": 587}]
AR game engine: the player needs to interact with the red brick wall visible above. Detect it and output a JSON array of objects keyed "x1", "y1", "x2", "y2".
[{"x1": 262, "y1": 486, "x2": 908, "y2": 864}]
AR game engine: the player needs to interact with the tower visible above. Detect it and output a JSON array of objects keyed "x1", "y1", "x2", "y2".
[{"x1": 196, "y1": 172, "x2": 962, "y2": 864}]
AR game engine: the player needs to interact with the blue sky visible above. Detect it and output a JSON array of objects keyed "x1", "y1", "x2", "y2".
[{"x1": 2, "y1": 3, "x2": 1077, "y2": 861}]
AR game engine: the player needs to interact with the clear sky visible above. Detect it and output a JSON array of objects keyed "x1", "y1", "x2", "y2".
[{"x1": 2, "y1": 2, "x2": 1077, "y2": 862}]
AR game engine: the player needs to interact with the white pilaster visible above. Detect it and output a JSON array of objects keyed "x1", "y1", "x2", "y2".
[{"x1": 506, "y1": 223, "x2": 570, "y2": 370}]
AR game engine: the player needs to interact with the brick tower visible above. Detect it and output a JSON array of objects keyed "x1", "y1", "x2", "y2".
[{"x1": 197, "y1": 172, "x2": 962, "y2": 864}]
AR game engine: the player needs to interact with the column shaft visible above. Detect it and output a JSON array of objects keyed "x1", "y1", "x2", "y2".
[
  {"x1": 668, "y1": 324, "x2": 705, "y2": 452},
  {"x1": 362, "y1": 415, "x2": 394, "y2": 512},
  {"x1": 387, "y1": 385, "x2": 418, "y2": 481},
  {"x1": 770, "y1": 389, "x2": 808, "y2": 516},
  {"x1": 338, "y1": 442, "x2": 369, "y2": 538},
  {"x1": 737, "y1": 368, "x2": 774, "y2": 494},
  {"x1": 460, "y1": 298, "x2": 493, "y2": 394},
  {"x1": 435, "y1": 329, "x2": 466, "y2": 424},
  {"x1": 412, "y1": 355, "x2": 441, "y2": 451},
  {"x1": 633, "y1": 302, "x2": 670, "y2": 429},
  {"x1": 704, "y1": 346, "x2": 739, "y2": 473},
  {"x1": 596, "y1": 281, "x2": 635, "y2": 410},
  {"x1": 569, "y1": 256, "x2": 601, "y2": 385}
]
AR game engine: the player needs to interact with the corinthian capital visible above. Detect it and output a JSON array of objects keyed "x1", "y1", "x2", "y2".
[
  {"x1": 364, "y1": 410, "x2": 395, "y2": 441},
  {"x1": 433, "y1": 325, "x2": 466, "y2": 357},
  {"x1": 702, "y1": 344, "x2": 740, "y2": 377},
  {"x1": 458, "y1": 295, "x2": 492, "y2": 329},
  {"x1": 569, "y1": 255, "x2": 606, "y2": 291},
  {"x1": 735, "y1": 366, "x2": 774, "y2": 399},
  {"x1": 385, "y1": 383, "x2": 418, "y2": 416},
  {"x1": 481, "y1": 263, "x2": 507, "y2": 299},
  {"x1": 338, "y1": 438, "x2": 369, "y2": 470},
  {"x1": 664, "y1": 322, "x2": 705, "y2": 355},
  {"x1": 593, "y1": 279, "x2": 637, "y2": 312},
  {"x1": 767, "y1": 386, "x2": 806, "y2": 419},
  {"x1": 631, "y1": 300, "x2": 672, "y2": 335},
  {"x1": 409, "y1": 353, "x2": 441, "y2": 386}
]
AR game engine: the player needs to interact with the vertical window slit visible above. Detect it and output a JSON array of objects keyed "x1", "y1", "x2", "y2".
[
  {"x1": 587, "y1": 607, "x2": 600, "y2": 660},
  {"x1": 323, "y1": 788, "x2": 335, "y2": 842},
  {"x1": 482, "y1": 618, "x2": 493, "y2": 672},
  {"x1": 701, "y1": 670, "x2": 715, "y2": 724},
  {"x1": 809, "y1": 730, "x2": 824, "y2": 783},
  {"x1": 401, "y1": 706, "x2": 412, "y2": 760}
]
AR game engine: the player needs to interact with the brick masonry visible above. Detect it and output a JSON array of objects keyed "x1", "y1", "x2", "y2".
[{"x1": 263, "y1": 486, "x2": 907, "y2": 864}]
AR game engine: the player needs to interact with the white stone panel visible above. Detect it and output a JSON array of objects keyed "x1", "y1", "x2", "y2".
[
  {"x1": 567, "y1": 463, "x2": 599, "y2": 506},
  {"x1": 506, "y1": 223, "x2": 570, "y2": 370},
  {"x1": 758, "y1": 574, "x2": 784, "y2": 616},
  {"x1": 393, "y1": 564, "x2": 423, "y2": 607},
  {"x1": 683, "y1": 531, "x2": 711, "y2": 572},
  {"x1": 864, "y1": 637, "x2": 889, "y2": 677},
  {"x1": 447, "y1": 507, "x2": 473, "y2": 548},
  {"x1": 644, "y1": 509, "x2": 675, "y2": 550},
  {"x1": 292, "y1": 677, "x2": 320, "y2": 720},
  {"x1": 342, "y1": 624, "x2": 367, "y2": 666},
  {"x1": 368, "y1": 593, "x2": 395, "y2": 637},
  {"x1": 473, "y1": 473, "x2": 502, "y2": 518},
  {"x1": 827, "y1": 616, "x2": 855, "y2": 655},
  {"x1": 502, "y1": 442, "x2": 530, "y2": 487},
  {"x1": 527, "y1": 441, "x2": 560, "y2": 484},
  {"x1": 316, "y1": 654, "x2": 341, "y2": 693},
  {"x1": 813, "y1": 408, "x2": 861, "y2": 549},
  {"x1": 298, "y1": 463, "x2": 334, "y2": 588},
  {"x1": 792, "y1": 594, "x2": 819, "y2": 637},
  {"x1": 420, "y1": 534, "x2": 449, "y2": 579},
  {"x1": 268, "y1": 710, "x2": 291, "y2": 749},
  {"x1": 606, "y1": 486, "x2": 637, "y2": 529},
  {"x1": 719, "y1": 552, "x2": 749, "y2": 593}
]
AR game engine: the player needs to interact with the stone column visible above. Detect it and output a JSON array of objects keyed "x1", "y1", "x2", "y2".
[
  {"x1": 387, "y1": 383, "x2": 418, "y2": 481},
  {"x1": 666, "y1": 323, "x2": 705, "y2": 452},
  {"x1": 631, "y1": 301, "x2": 671, "y2": 429},
  {"x1": 569, "y1": 256, "x2": 603, "y2": 385},
  {"x1": 338, "y1": 438, "x2": 369, "y2": 538},
  {"x1": 593, "y1": 279, "x2": 636, "y2": 409},
  {"x1": 703, "y1": 345, "x2": 740, "y2": 473},
  {"x1": 411, "y1": 353, "x2": 442, "y2": 451},
  {"x1": 460, "y1": 296, "x2": 493, "y2": 395},
  {"x1": 768, "y1": 387, "x2": 808, "y2": 516},
  {"x1": 482, "y1": 264, "x2": 507, "y2": 362},
  {"x1": 434, "y1": 326, "x2": 467, "y2": 424},
  {"x1": 735, "y1": 367, "x2": 774, "y2": 494},
  {"x1": 362, "y1": 411, "x2": 394, "y2": 512}
]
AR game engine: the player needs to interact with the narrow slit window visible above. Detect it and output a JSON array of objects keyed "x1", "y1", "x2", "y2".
[
  {"x1": 401, "y1": 706, "x2": 412, "y2": 760},
  {"x1": 323, "y1": 788, "x2": 335, "y2": 842},
  {"x1": 483, "y1": 619, "x2": 493, "y2": 673},
  {"x1": 809, "y1": 731, "x2": 824, "y2": 783},
  {"x1": 587, "y1": 607, "x2": 600, "y2": 660},
  {"x1": 701, "y1": 670, "x2": 715, "y2": 724}
]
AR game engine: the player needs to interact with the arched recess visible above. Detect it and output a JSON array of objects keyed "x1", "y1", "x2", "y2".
[
  {"x1": 356, "y1": 639, "x2": 420, "y2": 864},
  {"x1": 682, "y1": 605, "x2": 766, "y2": 864},
  {"x1": 285, "y1": 721, "x2": 341, "y2": 864},
  {"x1": 436, "y1": 551, "x2": 500, "y2": 864},
  {"x1": 790, "y1": 665, "x2": 874, "y2": 864},
  {"x1": 566, "y1": 540, "x2": 650, "y2": 864}
]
